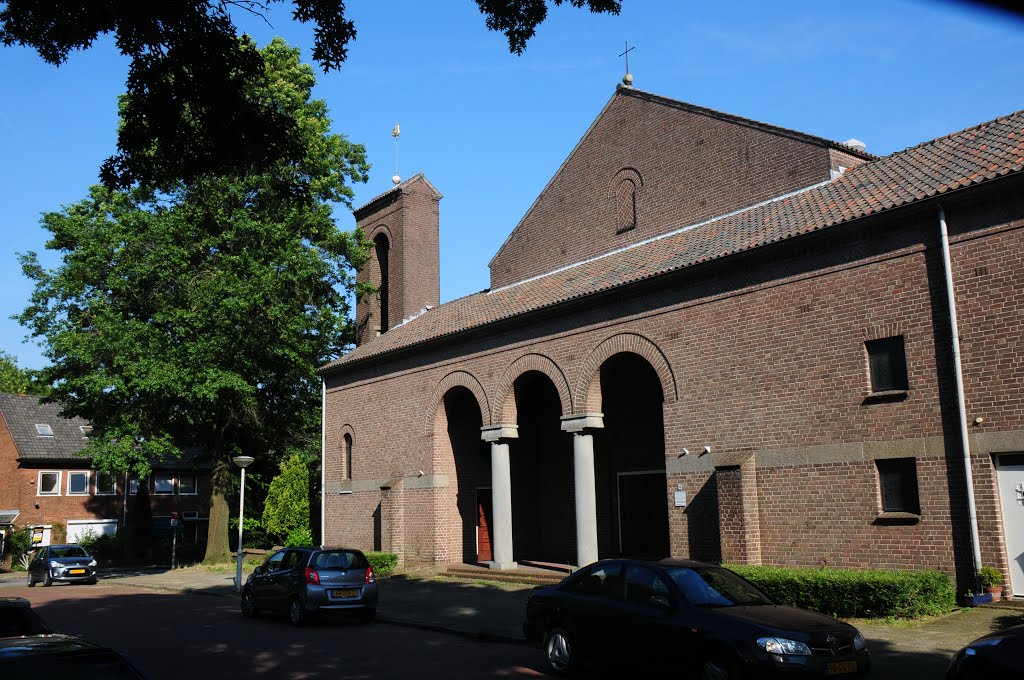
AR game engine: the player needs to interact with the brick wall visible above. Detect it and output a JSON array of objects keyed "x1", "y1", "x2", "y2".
[{"x1": 489, "y1": 89, "x2": 854, "y2": 289}]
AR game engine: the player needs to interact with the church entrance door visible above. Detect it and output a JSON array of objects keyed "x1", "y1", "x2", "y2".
[
  {"x1": 476, "y1": 487, "x2": 493, "y2": 563},
  {"x1": 617, "y1": 471, "x2": 669, "y2": 558}
]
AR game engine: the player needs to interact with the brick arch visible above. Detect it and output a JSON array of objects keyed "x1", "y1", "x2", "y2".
[
  {"x1": 575, "y1": 333, "x2": 677, "y2": 413},
  {"x1": 424, "y1": 370, "x2": 491, "y2": 437},
  {"x1": 493, "y1": 353, "x2": 573, "y2": 424},
  {"x1": 366, "y1": 222, "x2": 393, "y2": 243}
]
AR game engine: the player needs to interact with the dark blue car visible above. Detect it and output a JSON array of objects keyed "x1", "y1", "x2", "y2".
[{"x1": 523, "y1": 558, "x2": 869, "y2": 678}]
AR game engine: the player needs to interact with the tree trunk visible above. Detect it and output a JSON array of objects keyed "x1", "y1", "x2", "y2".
[{"x1": 203, "y1": 455, "x2": 233, "y2": 564}]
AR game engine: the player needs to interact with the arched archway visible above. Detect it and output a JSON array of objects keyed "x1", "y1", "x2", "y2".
[
  {"x1": 593, "y1": 352, "x2": 670, "y2": 559},
  {"x1": 431, "y1": 385, "x2": 489, "y2": 564},
  {"x1": 509, "y1": 370, "x2": 575, "y2": 563}
]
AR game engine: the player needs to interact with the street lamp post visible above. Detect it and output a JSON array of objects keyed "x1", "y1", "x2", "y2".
[{"x1": 232, "y1": 455, "x2": 255, "y2": 593}]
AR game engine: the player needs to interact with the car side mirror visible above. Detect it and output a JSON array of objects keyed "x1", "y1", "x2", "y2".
[
  {"x1": 253, "y1": 565, "x2": 264, "y2": 575},
  {"x1": 649, "y1": 594, "x2": 673, "y2": 610}
]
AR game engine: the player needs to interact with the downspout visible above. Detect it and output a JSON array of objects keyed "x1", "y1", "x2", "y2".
[
  {"x1": 937, "y1": 204, "x2": 983, "y2": 580},
  {"x1": 321, "y1": 378, "x2": 326, "y2": 548}
]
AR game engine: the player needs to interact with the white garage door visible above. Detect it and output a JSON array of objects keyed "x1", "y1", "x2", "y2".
[{"x1": 67, "y1": 519, "x2": 118, "y2": 543}]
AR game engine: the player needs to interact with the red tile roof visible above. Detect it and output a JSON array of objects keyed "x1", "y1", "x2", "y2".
[{"x1": 322, "y1": 109, "x2": 1024, "y2": 373}]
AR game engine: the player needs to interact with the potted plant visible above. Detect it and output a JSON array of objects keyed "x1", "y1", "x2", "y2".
[
  {"x1": 961, "y1": 590, "x2": 993, "y2": 607},
  {"x1": 979, "y1": 566, "x2": 1003, "y2": 602}
]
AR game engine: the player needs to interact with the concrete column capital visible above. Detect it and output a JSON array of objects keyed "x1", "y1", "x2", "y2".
[
  {"x1": 481, "y1": 424, "x2": 519, "y2": 442},
  {"x1": 560, "y1": 413, "x2": 605, "y2": 433}
]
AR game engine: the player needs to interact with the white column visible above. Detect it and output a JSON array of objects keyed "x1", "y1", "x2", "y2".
[
  {"x1": 481, "y1": 425, "x2": 519, "y2": 570},
  {"x1": 561, "y1": 414, "x2": 604, "y2": 568}
]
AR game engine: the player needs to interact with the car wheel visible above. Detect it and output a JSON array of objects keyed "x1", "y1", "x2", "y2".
[
  {"x1": 27, "y1": 572, "x2": 35, "y2": 587},
  {"x1": 701, "y1": 654, "x2": 739, "y2": 680},
  {"x1": 43, "y1": 571, "x2": 52, "y2": 587},
  {"x1": 359, "y1": 606, "x2": 376, "y2": 624},
  {"x1": 288, "y1": 597, "x2": 306, "y2": 627},
  {"x1": 241, "y1": 590, "x2": 259, "y2": 618},
  {"x1": 544, "y1": 627, "x2": 578, "y2": 675}
]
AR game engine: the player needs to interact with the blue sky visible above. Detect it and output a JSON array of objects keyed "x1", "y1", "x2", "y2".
[{"x1": 2, "y1": 1, "x2": 1022, "y2": 370}]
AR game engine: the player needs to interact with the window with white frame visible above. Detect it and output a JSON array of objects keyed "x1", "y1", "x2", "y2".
[
  {"x1": 153, "y1": 472, "x2": 175, "y2": 495},
  {"x1": 95, "y1": 471, "x2": 117, "y2": 495},
  {"x1": 178, "y1": 473, "x2": 197, "y2": 495},
  {"x1": 67, "y1": 471, "x2": 89, "y2": 495},
  {"x1": 79, "y1": 425, "x2": 93, "y2": 439},
  {"x1": 38, "y1": 471, "x2": 61, "y2": 495},
  {"x1": 35, "y1": 423, "x2": 54, "y2": 437}
]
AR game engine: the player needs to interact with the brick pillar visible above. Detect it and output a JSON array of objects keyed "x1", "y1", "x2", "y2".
[
  {"x1": 379, "y1": 480, "x2": 405, "y2": 562},
  {"x1": 715, "y1": 452, "x2": 762, "y2": 565}
]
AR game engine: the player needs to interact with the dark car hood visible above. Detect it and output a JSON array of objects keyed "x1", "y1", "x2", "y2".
[{"x1": 715, "y1": 604, "x2": 852, "y2": 635}]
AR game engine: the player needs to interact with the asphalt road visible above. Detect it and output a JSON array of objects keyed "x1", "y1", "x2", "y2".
[{"x1": 6, "y1": 581, "x2": 552, "y2": 680}]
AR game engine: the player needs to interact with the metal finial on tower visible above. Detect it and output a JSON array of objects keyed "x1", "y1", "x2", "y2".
[
  {"x1": 619, "y1": 41, "x2": 635, "y2": 87},
  {"x1": 391, "y1": 122, "x2": 401, "y2": 185}
]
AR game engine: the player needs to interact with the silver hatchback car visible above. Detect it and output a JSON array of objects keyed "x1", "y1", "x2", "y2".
[
  {"x1": 27, "y1": 544, "x2": 98, "y2": 587},
  {"x1": 241, "y1": 547, "x2": 379, "y2": 626}
]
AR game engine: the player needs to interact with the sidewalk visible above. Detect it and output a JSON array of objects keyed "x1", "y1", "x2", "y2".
[{"x1": 4, "y1": 566, "x2": 1023, "y2": 677}]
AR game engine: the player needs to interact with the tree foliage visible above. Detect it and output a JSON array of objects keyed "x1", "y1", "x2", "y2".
[
  {"x1": 18, "y1": 38, "x2": 370, "y2": 563},
  {"x1": 262, "y1": 453, "x2": 311, "y2": 541},
  {"x1": 0, "y1": 351, "x2": 48, "y2": 396},
  {"x1": 0, "y1": 0, "x2": 621, "y2": 189}
]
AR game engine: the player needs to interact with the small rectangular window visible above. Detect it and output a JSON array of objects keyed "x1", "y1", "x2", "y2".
[
  {"x1": 153, "y1": 472, "x2": 175, "y2": 495},
  {"x1": 178, "y1": 474, "x2": 197, "y2": 495},
  {"x1": 95, "y1": 471, "x2": 117, "y2": 495},
  {"x1": 867, "y1": 336, "x2": 909, "y2": 392},
  {"x1": 38, "y1": 471, "x2": 61, "y2": 496},
  {"x1": 129, "y1": 476, "x2": 143, "y2": 495},
  {"x1": 35, "y1": 424, "x2": 54, "y2": 437},
  {"x1": 79, "y1": 425, "x2": 93, "y2": 439},
  {"x1": 877, "y1": 458, "x2": 920, "y2": 514},
  {"x1": 67, "y1": 471, "x2": 89, "y2": 495}
]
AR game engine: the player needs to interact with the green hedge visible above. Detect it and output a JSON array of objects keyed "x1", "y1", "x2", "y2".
[
  {"x1": 727, "y1": 564, "x2": 955, "y2": 619},
  {"x1": 366, "y1": 551, "x2": 398, "y2": 576}
]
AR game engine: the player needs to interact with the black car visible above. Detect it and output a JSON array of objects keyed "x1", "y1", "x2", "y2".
[
  {"x1": 0, "y1": 597, "x2": 146, "y2": 677},
  {"x1": 523, "y1": 558, "x2": 870, "y2": 678},
  {"x1": 241, "y1": 546, "x2": 379, "y2": 626},
  {"x1": 947, "y1": 623, "x2": 1024, "y2": 679},
  {"x1": 27, "y1": 544, "x2": 98, "y2": 586}
]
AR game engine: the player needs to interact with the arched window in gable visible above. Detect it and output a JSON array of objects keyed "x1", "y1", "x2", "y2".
[
  {"x1": 616, "y1": 178, "x2": 637, "y2": 232},
  {"x1": 344, "y1": 432, "x2": 353, "y2": 480}
]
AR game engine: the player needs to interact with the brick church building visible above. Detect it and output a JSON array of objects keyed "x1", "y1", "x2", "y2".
[{"x1": 320, "y1": 85, "x2": 1024, "y2": 595}]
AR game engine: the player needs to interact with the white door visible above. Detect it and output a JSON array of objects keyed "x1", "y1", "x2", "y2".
[{"x1": 996, "y1": 457, "x2": 1024, "y2": 596}]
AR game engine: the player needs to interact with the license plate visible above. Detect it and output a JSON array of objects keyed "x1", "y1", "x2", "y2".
[
  {"x1": 827, "y1": 661, "x2": 857, "y2": 675},
  {"x1": 69, "y1": 569, "x2": 86, "y2": 575},
  {"x1": 332, "y1": 589, "x2": 358, "y2": 598}
]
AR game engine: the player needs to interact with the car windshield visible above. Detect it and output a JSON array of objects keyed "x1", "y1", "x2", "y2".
[
  {"x1": 313, "y1": 550, "x2": 368, "y2": 570},
  {"x1": 49, "y1": 546, "x2": 89, "y2": 559},
  {"x1": 666, "y1": 566, "x2": 772, "y2": 607}
]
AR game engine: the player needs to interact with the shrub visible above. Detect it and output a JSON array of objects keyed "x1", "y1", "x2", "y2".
[
  {"x1": 4, "y1": 525, "x2": 32, "y2": 559},
  {"x1": 50, "y1": 521, "x2": 66, "y2": 545},
  {"x1": 979, "y1": 566, "x2": 1002, "y2": 588},
  {"x1": 366, "y1": 551, "x2": 398, "y2": 576},
  {"x1": 284, "y1": 527, "x2": 313, "y2": 547},
  {"x1": 728, "y1": 564, "x2": 955, "y2": 619}
]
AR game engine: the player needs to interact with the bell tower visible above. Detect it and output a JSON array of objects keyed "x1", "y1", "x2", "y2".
[{"x1": 354, "y1": 174, "x2": 442, "y2": 346}]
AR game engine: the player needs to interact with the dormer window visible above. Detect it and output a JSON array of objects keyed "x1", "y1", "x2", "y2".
[{"x1": 35, "y1": 424, "x2": 53, "y2": 437}]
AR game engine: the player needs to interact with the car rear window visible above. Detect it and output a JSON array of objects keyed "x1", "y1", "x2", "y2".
[{"x1": 313, "y1": 550, "x2": 367, "y2": 570}]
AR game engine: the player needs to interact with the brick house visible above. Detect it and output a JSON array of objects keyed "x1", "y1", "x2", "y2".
[
  {"x1": 0, "y1": 392, "x2": 212, "y2": 554},
  {"x1": 320, "y1": 86, "x2": 1024, "y2": 595}
]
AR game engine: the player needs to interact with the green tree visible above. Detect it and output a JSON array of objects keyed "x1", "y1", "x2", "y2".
[
  {"x1": 18, "y1": 38, "x2": 370, "y2": 564},
  {"x1": 0, "y1": 351, "x2": 49, "y2": 395},
  {"x1": 263, "y1": 453, "x2": 311, "y2": 543},
  {"x1": 0, "y1": 1, "x2": 621, "y2": 189}
]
